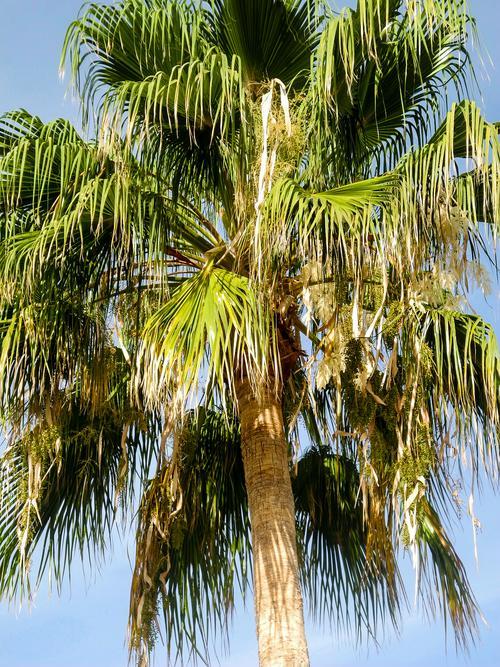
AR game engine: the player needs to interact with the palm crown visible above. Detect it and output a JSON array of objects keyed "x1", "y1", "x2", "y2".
[{"x1": 0, "y1": 1, "x2": 499, "y2": 665}]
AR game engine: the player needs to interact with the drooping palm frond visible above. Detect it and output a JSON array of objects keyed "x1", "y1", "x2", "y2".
[
  {"x1": 129, "y1": 408, "x2": 250, "y2": 664},
  {"x1": 62, "y1": 1, "x2": 201, "y2": 123},
  {"x1": 393, "y1": 100, "x2": 500, "y2": 248},
  {"x1": 291, "y1": 380, "x2": 483, "y2": 649},
  {"x1": 455, "y1": 166, "x2": 499, "y2": 228},
  {"x1": 0, "y1": 355, "x2": 159, "y2": 599},
  {"x1": 416, "y1": 499, "x2": 480, "y2": 648},
  {"x1": 0, "y1": 294, "x2": 106, "y2": 418},
  {"x1": 62, "y1": 0, "x2": 245, "y2": 199},
  {"x1": 311, "y1": 0, "x2": 473, "y2": 179},
  {"x1": 294, "y1": 447, "x2": 401, "y2": 638},
  {"x1": 414, "y1": 306, "x2": 500, "y2": 476},
  {"x1": 0, "y1": 109, "x2": 228, "y2": 327},
  {"x1": 131, "y1": 413, "x2": 407, "y2": 663}
]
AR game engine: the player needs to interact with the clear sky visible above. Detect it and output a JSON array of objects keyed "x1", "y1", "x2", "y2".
[{"x1": 0, "y1": 2, "x2": 499, "y2": 666}]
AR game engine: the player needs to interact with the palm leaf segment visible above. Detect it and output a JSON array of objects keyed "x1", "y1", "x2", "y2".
[{"x1": 0, "y1": 0, "x2": 498, "y2": 663}]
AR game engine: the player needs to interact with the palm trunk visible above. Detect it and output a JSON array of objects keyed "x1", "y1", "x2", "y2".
[{"x1": 236, "y1": 380, "x2": 309, "y2": 667}]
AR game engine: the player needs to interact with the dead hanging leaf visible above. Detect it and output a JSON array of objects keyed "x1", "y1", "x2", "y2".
[
  {"x1": 386, "y1": 343, "x2": 399, "y2": 387},
  {"x1": 316, "y1": 337, "x2": 346, "y2": 390},
  {"x1": 353, "y1": 365, "x2": 369, "y2": 393},
  {"x1": 366, "y1": 381, "x2": 387, "y2": 406},
  {"x1": 278, "y1": 293, "x2": 295, "y2": 317},
  {"x1": 316, "y1": 357, "x2": 333, "y2": 390}
]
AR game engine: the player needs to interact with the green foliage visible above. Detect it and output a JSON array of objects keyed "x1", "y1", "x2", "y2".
[
  {"x1": 129, "y1": 408, "x2": 249, "y2": 663},
  {"x1": 0, "y1": 0, "x2": 499, "y2": 663},
  {"x1": 139, "y1": 266, "x2": 277, "y2": 410},
  {"x1": 294, "y1": 448, "x2": 400, "y2": 636},
  {"x1": 0, "y1": 384, "x2": 158, "y2": 599}
]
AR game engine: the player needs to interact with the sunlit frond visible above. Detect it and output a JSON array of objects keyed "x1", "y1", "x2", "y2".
[{"x1": 138, "y1": 267, "x2": 276, "y2": 410}]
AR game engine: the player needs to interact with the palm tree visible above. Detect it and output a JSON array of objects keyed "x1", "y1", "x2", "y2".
[{"x1": 0, "y1": 0, "x2": 499, "y2": 665}]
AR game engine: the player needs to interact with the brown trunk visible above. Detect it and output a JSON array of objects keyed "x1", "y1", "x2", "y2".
[{"x1": 236, "y1": 380, "x2": 309, "y2": 667}]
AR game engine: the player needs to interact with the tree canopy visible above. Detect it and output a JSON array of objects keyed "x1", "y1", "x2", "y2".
[{"x1": 0, "y1": 0, "x2": 498, "y2": 664}]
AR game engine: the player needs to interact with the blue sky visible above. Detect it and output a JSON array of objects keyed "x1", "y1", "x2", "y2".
[{"x1": 1, "y1": 2, "x2": 500, "y2": 666}]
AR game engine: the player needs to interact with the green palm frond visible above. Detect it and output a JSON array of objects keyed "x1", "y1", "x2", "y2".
[
  {"x1": 454, "y1": 166, "x2": 499, "y2": 227},
  {"x1": 262, "y1": 173, "x2": 398, "y2": 270},
  {"x1": 138, "y1": 266, "x2": 276, "y2": 409},
  {"x1": 129, "y1": 407, "x2": 249, "y2": 664},
  {"x1": 0, "y1": 110, "x2": 45, "y2": 155},
  {"x1": 0, "y1": 111, "x2": 95, "y2": 223},
  {"x1": 207, "y1": 0, "x2": 318, "y2": 88},
  {"x1": 100, "y1": 49, "x2": 244, "y2": 147},
  {"x1": 311, "y1": 0, "x2": 473, "y2": 179},
  {"x1": 271, "y1": 172, "x2": 398, "y2": 218},
  {"x1": 0, "y1": 365, "x2": 159, "y2": 599},
  {"x1": 414, "y1": 306, "x2": 500, "y2": 473},
  {"x1": 62, "y1": 1, "x2": 245, "y2": 197},
  {"x1": 0, "y1": 110, "x2": 221, "y2": 297},
  {"x1": 294, "y1": 447, "x2": 401, "y2": 637},
  {"x1": 62, "y1": 1, "x2": 201, "y2": 124},
  {"x1": 417, "y1": 499, "x2": 479, "y2": 648}
]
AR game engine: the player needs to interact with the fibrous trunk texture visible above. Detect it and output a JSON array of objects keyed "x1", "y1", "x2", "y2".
[{"x1": 236, "y1": 380, "x2": 309, "y2": 667}]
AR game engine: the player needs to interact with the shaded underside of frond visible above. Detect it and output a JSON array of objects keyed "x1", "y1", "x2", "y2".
[
  {"x1": 129, "y1": 408, "x2": 250, "y2": 663},
  {"x1": 294, "y1": 447, "x2": 401, "y2": 637},
  {"x1": 0, "y1": 384, "x2": 159, "y2": 599}
]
